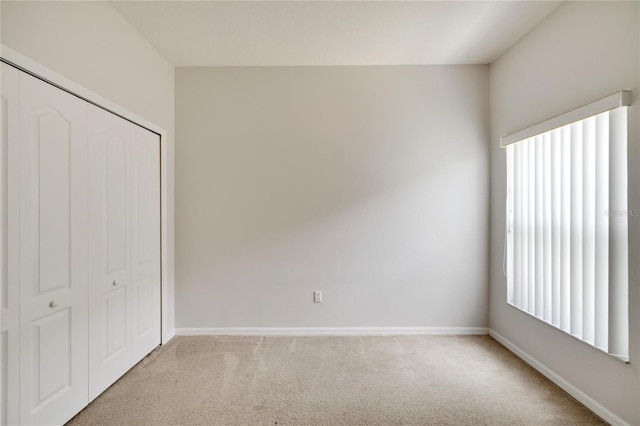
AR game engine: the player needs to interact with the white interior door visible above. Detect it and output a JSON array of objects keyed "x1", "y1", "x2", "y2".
[
  {"x1": 88, "y1": 105, "x2": 161, "y2": 398},
  {"x1": 1, "y1": 63, "x2": 20, "y2": 426},
  {"x1": 2, "y1": 61, "x2": 161, "y2": 425},
  {"x1": 130, "y1": 124, "x2": 161, "y2": 364},
  {"x1": 88, "y1": 105, "x2": 133, "y2": 401},
  {"x1": 18, "y1": 72, "x2": 89, "y2": 426}
]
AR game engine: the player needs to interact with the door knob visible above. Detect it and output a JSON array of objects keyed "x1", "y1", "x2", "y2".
[
  {"x1": 112, "y1": 280, "x2": 118, "y2": 286},
  {"x1": 49, "y1": 301, "x2": 58, "y2": 308}
]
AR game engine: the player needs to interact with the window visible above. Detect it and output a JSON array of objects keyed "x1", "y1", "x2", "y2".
[{"x1": 502, "y1": 91, "x2": 630, "y2": 362}]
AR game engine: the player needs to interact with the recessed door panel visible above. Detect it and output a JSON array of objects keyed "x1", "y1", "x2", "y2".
[
  {"x1": 106, "y1": 133, "x2": 127, "y2": 274},
  {"x1": 1, "y1": 94, "x2": 8, "y2": 312},
  {"x1": 135, "y1": 151, "x2": 152, "y2": 265},
  {"x1": 19, "y1": 71, "x2": 89, "y2": 426},
  {"x1": 134, "y1": 278, "x2": 153, "y2": 336},
  {"x1": 88, "y1": 105, "x2": 132, "y2": 401},
  {"x1": 36, "y1": 108, "x2": 71, "y2": 295},
  {"x1": 31, "y1": 309, "x2": 71, "y2": 406},
  {"x1": 105, "y1": 287, "x2": 127, "y2": 358}
]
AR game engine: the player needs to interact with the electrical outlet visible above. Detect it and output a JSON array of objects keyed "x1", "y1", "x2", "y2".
[{"x1": 314, "y1": 290, "x2": 322, "y2": 303}]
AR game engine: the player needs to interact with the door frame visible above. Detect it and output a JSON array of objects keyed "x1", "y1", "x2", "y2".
[{"x1": 0, "y1": 44, "x2": 174, "y2": 344}]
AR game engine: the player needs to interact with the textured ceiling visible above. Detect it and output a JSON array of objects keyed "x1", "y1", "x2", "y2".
[{"x1": 111, "y1": 1, "x2": 562, "y2": 66}]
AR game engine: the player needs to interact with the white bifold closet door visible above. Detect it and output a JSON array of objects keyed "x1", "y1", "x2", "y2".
[
  {"x1": 88, "y1": 106, "x2": 161, "y2": 401},
  {"x1": 0, "y1": 62, "x2": 161, "y2": 425},
  {"x1": 1, "y1": 63, "x2": 20, "y2": 426},
  {"x1": 18, "y1": 70, "x2": 90, "y2": 426}
]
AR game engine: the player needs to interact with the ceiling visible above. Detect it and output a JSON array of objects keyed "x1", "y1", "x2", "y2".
[{"x1": 111, "y1": 1, "x2": 562, "y2": 67}]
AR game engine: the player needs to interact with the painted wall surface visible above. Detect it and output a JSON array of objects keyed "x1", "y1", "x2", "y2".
[
  {"x1": 176, "y1": 66, "x2": 489, "y2": 328},
  {"x1": 1, "y1": 0, "x2": 176, "y2": 334},
  {"x1": 489, "y1": 1, "x2": 640, "y2": 423}
]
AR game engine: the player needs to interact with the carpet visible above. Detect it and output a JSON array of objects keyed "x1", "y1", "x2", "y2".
[{"x1": 67, "y1": 335, "x2": 604, "y2": 425}]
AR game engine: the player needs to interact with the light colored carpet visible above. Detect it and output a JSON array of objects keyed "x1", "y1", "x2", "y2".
[{"x1": 67, "y1": 335, "x2": 604, "y2": 425}]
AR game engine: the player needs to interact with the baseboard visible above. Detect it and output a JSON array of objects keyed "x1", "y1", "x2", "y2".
[
  {"x1": 162, "y1": 328, "x2": 176, "y2": 345},
  {"x1": 175, "y1": 326, "x2": 489, "y2": 336},
  {"x1": 489, "y1": 329, "x2": 629, "y2": 426}
]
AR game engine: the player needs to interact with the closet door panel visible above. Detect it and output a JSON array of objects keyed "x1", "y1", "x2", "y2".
[
  {"x1": 88, "y1": 105, "x2": 132, "y2": 401},
  {"x1": 0, "y1": 63, "x2": 20, "y2": 426},
  {"x1": 38, "y1": 112, "x2": 72, "y2": 292},
  {"x1": 130, "y1": 125, "x2": 160, "y2": 364},
  {"x1": 18, "y1": 72, "x2": 89, "y2": 426}
]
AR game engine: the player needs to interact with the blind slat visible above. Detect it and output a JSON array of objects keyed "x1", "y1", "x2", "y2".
[
  {"x1": 594, "y1": 112, "x2": 609, "y2": 350},
  {"x1": 543, "y1": 133, "x2": 552, "y2": 323},
  {"x1": 582, "y1": 117, "x2": 596, "y2": 345},
  {"x1": 570, "y1": 122, "x2": 583, "y2": 338},
  {"x1": 535, "y1": 135, "x2": 544, "y2": 318},
  {"x1": 522, "y1": 139, "x2": 529, "y2": 312},
  {"x1": 528, "y1": 138, "x2": 536, "y2": 315},
  {"x1": 608, "y1": 107, "x2": 628, "y2": 358},
  {"x1": 514, "y1": 143, "x2": 522, "y2": 309},
  {"x1": 506, "y1": 144, "x2": 514, "y2": 305},
  {"x1": 560, "y1": 127, "x2": 571, "y2": 333},
  {"x1": 551, "y1": 129, "x2": 561, "y2": 327}
]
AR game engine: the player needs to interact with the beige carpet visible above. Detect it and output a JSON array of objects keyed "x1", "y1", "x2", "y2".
[{"x1": 67, "y1": 335, "x2": 604, "y2": 425}]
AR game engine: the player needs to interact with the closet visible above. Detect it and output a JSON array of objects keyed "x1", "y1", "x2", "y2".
[{"x1": 1, "y1": 62, "x2": 161, "y2": 425}]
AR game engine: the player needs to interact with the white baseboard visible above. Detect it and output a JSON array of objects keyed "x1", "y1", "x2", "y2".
[
  {"x1": 175, "y1": 326, "x2": 489, "y2": 336},
  {"x1": 489, "y1": 329, "x2": 629, "y2": 426},
  {"x1": 162, "y1": 328, "x2": 176, "y2": 345}
]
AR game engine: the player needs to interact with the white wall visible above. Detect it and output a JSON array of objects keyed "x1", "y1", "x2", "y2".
[
  {"x1": 489, "y1": 1, "x2": 640, "y2": 423},
  {"x1": 1, "y1": 0, "x2": 176, "y2": 335},
  {"x1": 176, "y1": 66, "x2": 489, "y2": 328}
]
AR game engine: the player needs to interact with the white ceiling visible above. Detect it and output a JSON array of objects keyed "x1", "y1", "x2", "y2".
[{"x1": 111, "y1": 1, "x2": 562, "y2": 67}]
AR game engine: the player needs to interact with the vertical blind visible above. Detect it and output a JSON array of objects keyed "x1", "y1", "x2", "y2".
[{"x1": 504, "y1": 94, "x2": 629, "y2": 362}]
